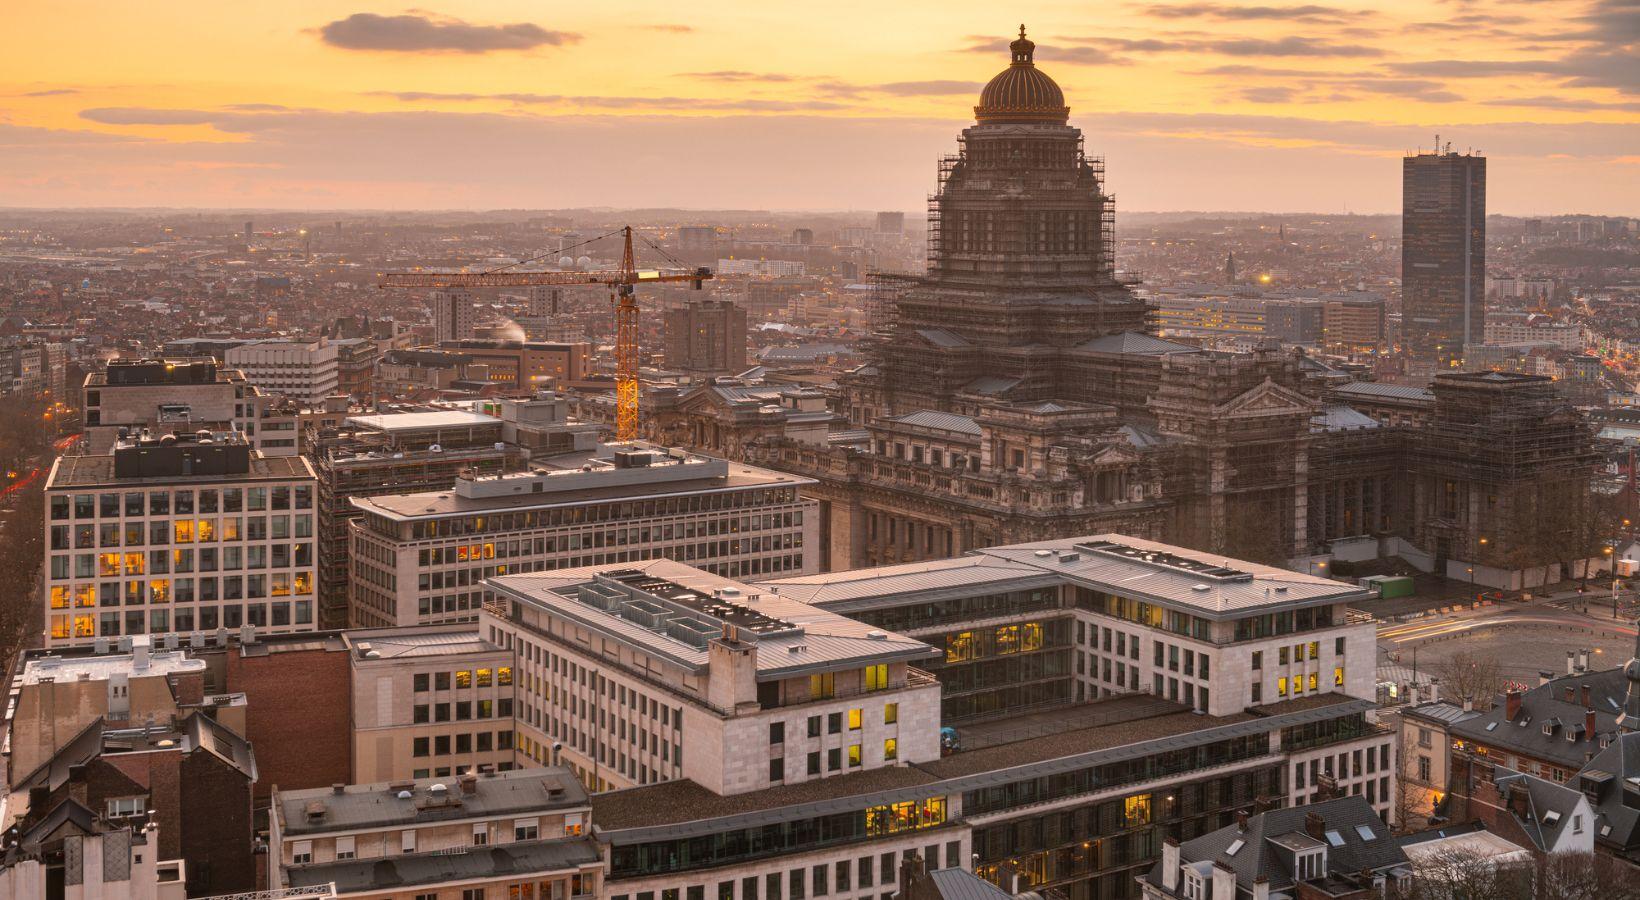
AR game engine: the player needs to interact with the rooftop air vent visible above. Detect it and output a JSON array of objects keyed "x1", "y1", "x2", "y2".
[
  {"x1": 396, "y1": 790, "x2": 413, "y2": 800},
  {"x1": 866, "y1": 630, "x2": 888, "y2": 640},
  {"x1": 1192, "y1": 584, "x2": 1211, "y2": 592},
  {"x1": 429, "y1": 783, "x2": 448, "y2": 794},
  {"x1": 1034, "y1": 549, "x2": 1053, "y2": 557}
]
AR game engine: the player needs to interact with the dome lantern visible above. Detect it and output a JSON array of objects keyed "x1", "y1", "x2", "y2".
[{"x1": 974, "y1": 25, "x2": 1070, "y2": 125}]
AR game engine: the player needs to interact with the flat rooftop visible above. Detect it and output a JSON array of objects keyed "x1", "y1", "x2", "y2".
[
  {"x1": 21, "y1": 644, "x2": 204, "y2": 686},
  {"x1": 352, "y1": 456, "x2": 809, "y2": 521},
  {"x1": 489, "y1": 559, "x2": 937, "y2": 676},
  {"x1": 592, "y1": 691, "x2": 1369, "y2": 835},
  {"x1": 278, "y1": 768, "x2": 587, "y2": 837},
  {"x1": 344, "y1": 409, "x2": 502, "y2": 432},
  {"x1": 769, "y1": 534, "x2": 1369, "y2": 618},
  {"x1": 344, "y1": 627, "x2": 504, "y2": 661},
  {"x1": 47, "y1": 451, "x2": 314, "y2": 489}
]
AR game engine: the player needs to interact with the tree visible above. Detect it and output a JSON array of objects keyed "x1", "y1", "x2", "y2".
[
  {"x1": 1428, "y1": 650, "x2": 1503, "y2": 712},
  {"x1": 0, "y1": 480, "x2": 44, "y2": 671},
  {"x1": 1403, "y1": 849, "x2": 1640, "y2": 900}
]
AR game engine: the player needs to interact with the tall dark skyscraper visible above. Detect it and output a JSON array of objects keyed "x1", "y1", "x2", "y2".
[{"x1": 1402, "y1": 148, "x2": 1485, "y2": 364}]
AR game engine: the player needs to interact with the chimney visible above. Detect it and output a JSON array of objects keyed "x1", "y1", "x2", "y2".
[
  {"x1": 1539, "y1": 671, "x2": 1554, "y2": 687},
  {"x1": 1587, "y1": 708, "x2": 1598, "y2": 742},
  {"x1": 1565, "y1": 686, "x2": 1576, "y2": 703},
  {"x1": 459, "y1": 773, "x2": 479, "y2": 795},
  {"x1": 1211, "y1": 862, "x2": 1238, "y2": 900},
  {"x1": 1506, "y1": 689, "x2": 1523, "y2": 721},
  {"x1": 1304, "y1": 811, "x2": 1326, "y2": 841},
  {"x1": 1161, "y1": 838, "x2": 1181, "y2": 891},
  {"x1": 1252, "y1": 875, "x2": 1271, "y2": 900},
  {"x1": 132, "y1": 637, "x2": 150, "y2": 671},
  {"x1": 1580, "y1": 649, "x2": 1591, "y2": 672},
  {"x1": 1235, "y1": 809, "x2": 1249, "y2": 831},
  {"x1": 1582, "y1": 683, "x2": 1592, "y2": 708},
  {"x1": 331, "y1": 784, "x2": 345, "y2": 795},
  {"x1": 1569, "y1": 650, "x2": 1577, "y2": 675}
]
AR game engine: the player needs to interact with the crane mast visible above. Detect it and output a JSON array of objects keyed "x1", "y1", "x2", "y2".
[{"x1": 378, "y1": 225, "x2": 711, "y2": 441}]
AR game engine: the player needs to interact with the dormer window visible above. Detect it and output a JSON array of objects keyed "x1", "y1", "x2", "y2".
[
  {"x1": 1182, "y1": 870, "x2": 1204, "y2": 900},
  {"x1": 1297, "y1": 848, "x2": 1327, "y2": 880}
]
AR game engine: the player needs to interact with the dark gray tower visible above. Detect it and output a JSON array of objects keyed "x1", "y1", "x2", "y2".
[{"x1": 1402, "y1": 147, "x2": 1486, "y2": 364}]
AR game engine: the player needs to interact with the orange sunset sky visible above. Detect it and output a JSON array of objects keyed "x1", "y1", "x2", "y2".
[{"x1": 2, "y1": 1, "x2": 1636, "y2": 213}]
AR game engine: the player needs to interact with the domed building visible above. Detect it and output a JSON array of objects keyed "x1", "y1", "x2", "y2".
[{"x1": 846, "y1": 27, "x2": 1152, "y2": 414}]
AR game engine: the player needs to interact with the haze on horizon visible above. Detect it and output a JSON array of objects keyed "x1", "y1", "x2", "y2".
[{"x1": 2, "y1": 0, "x2": 1636, "y2": 215}]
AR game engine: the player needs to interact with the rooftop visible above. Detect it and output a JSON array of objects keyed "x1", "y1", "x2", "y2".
[
  {"x1": 20, "y1": 636, "x2": 204, "y2": 685},
  {"x1": 488, "y1": 560, "x2": 937, "y2": 677},
  {"x1": 343, "y1": 627, "x2": 504, "y2": 662},
  {"x1": 769, "y1": 534, "x2": 1369, "y2": 619},
  {"x1": 286, "y1": 837, "x2": 600, "y2": 893},
  {"x1": 47, "y1": 448, "x2": 313, "y2": 488},
  {"x1": 276, "y1": 769, "x2": 588, "y2": 837},
  {"x1": 344, "y1": 409, "x2": 501, "y2": 432},
  {"x1": 353, "y1": 449, "x2": 807, "y2": 521},
  {"x1": 1330, "y1": 381, "x2": 1435, "y2": 404}
]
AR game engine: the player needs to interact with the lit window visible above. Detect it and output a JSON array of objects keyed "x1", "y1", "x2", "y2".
[
  {"x1": 884, "y1": 703, "x2": 898, "y2": 725},
  {"x1": 1278, "y1": 677, "x2": 1289, "y2": 697},
  {"x1": 848, "y1": 744, "x2": 862, "y2": 767},
  {"x1": 884, "y1": 739, "x2": 897, "y2": 761},
  {"x1": 848, "y1": 709, "x2": 862, "y2": 730},
  {"x1": 863, "y1": 664, "x2": 888, "y2": 692},
  {"x1": 1123, "y1": 794, "x2": 1152, "y2": 826},
  {"x1": 1334, "y1": 666, "x2": 1345, "y2": 687},
  {"x1": 809, "y1": 672, "x2": 835, "y2": 699}
]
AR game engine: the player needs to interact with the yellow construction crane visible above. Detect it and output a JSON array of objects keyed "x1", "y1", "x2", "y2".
[{"x1": 379, "y1": 226, "x2": 712, "y2": 440}]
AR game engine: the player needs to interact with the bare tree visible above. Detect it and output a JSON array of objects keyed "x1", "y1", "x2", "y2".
[
  {"x1": 0, "y1": 482, "x2": 44, "y2": 672},
  {"x1": 1404, "y1": 849, "x2": 1640, "y2": 900},
  {"x1": 1428, "y1": 650, "x2": 1504, "y2": 712}
]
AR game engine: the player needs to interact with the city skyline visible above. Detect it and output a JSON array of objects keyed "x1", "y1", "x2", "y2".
[{"x1": 3, "y1": 1, "x2": 1637, "y2": 214}]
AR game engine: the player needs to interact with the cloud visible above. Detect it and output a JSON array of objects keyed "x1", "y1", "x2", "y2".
[
  {"x1": 644, "y1": 24, "x2": 695, "y2": 34},
  {"x1": 1142, "y1": 4, "x2": 1368, "y2": 23},
  {"x1": 1481, "y1": 94, "x2": 1640, "y2": 112},
  {"x1": 79, "y1": 108, "x2": 222, "y2": 125},
  {"x1": 222, "y1": 103, "x2": 297, "y2": 112},
  {"x1": 1392, "y1": 53, "x2": 1639, "y2": 94},
  {"x1": 367, "y1": 92, "x2": 849, "y2": 111},
  {"x1": 681, "y1": 71, "x2": 799, "y2": 83},
  {"x1": 1239, "y1": 86, "x2": 1301, "y2": 103},
  {"x1": 1202, "y1": 37, "x2": 1382, "y2": 57},
  {"x1": 961, "y1": 38, "x2": 1135, "y2": 65},
  {"x1": 314, "y1": 12, "x2": 578, "y2": 53},
  {"x1": 22, "y1": 88, "x2": 81, "y2": 97},
  {"x1": 876, "y1": 80, "x2": 985, "y2": 96}
]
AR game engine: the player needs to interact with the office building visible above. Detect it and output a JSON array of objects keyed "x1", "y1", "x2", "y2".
[
  {"x1": 43, "y1": 431, "x2": 319, "y2": 647},
  {"x1": 664, "y1": 299, "x2": 749, "y2": 374},
  {"x1": 345, "y1": 626, "x2": 518, "y2": 783},
  {"x1": 1321, "y1": 295, "x2": 1387, "y2": 351},
  {"x1": 433, "y1": 287, "x2": 476, "y2": 345},
  {"x1": 83, "y1": 358, "x2": 271, "y2": 455},
  {"x1": 717, "y1": 259, "x2": 806, "y2": 276},
  {"x1": 1402, "y1": 149, "x2": 1486, "y2": 363},
  {"x1": 270, "y1": 769, "x2": 601, "y2": 900},
  {"x1": 486, "y1": 558, "x2": 943, "y2": 794},
  {"x1": 347, "y1": 445, "x2": 818, "y2": 628},
  {"x1": 225, "y1": 339, "x2": 341, "y2": 404},
  {"x1": 436, "y1": 339, "x2": 592, "y2": 389}
]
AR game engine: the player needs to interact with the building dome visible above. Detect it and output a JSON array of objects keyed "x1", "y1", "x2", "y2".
[{"x1": 974, "y1": 26, "x2": 1069, "y2": 125}]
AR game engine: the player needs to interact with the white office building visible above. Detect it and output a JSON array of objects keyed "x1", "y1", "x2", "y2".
[{"x1": 225, "y1": 339, "x2": 340, "y2": 404}]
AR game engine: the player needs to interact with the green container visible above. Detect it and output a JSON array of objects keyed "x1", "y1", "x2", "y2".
[{"x1": 1374, "y1": 576, "x2": 1415, "y2": 599}]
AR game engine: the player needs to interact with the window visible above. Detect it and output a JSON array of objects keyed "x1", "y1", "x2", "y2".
[
  {"x1": 807, "y1": 716, "x2": 821, "y2": 738},
  {"x1": 336, "y1": 836, "x2": 355, "y2": 859},
  {"x1": 884, "y1": 738, "x2": 897, "y2": 761},
  {"x1": 808, "y1": 752, "x2": 820, "y2": 775},
  {"x1": 809, "y1": 672, "x2": 835, "y2": 699},
  {"x1": 770, "y1": 757, "x2": 785, "y2": 782},
  {"x1": 515, "y1": 818, "x2": 540, "y2": 841},
  {"x1": 770, "y1": 722, "x2": 785, "y2": 745},
  {"x1": 848, "y1": 744, "x2": 862, "y2": 767},
  {"x1": 1334, "y1": 666, "x2": 1345, "y2": 687},
  {"x1": 1252, "y1": 650, "x2": 1262, "y2": 669},
  {"x1": 1123, "y1": 793, "x2": 1152, "y2": 826},
  {"x1": 848, "y1": 708, "x2": 862, "y2": 730},
  {"x1": 885, "y1": 703, "x2": 898, "y2": 725},
  {"x1": 401, "y1": 831, "x2": 417, "y2": 853},
  {"x1": 465, "y1": 891, "x2": 487, "y2": 900},
  {"x1": 812, "y1": 864, "x2": 828, "y2": 897},
  {"x1": 863, "y1": 664, "x2": 888, "y2": 691},
  {"x1": 292, "y1": 841, "x2": 313, "y2": 865},
  {"x1": 106, "y1": 796, "x2": 146, "y2": 817},
  {"x1": 828, "y1": 712, "x2": 842, "y2": 734}
]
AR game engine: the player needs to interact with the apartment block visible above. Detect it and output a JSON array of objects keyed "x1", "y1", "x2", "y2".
[
  {"x1": 43, "y1": 432, "x2": 319, "y2": 647},
  {"x1": 346, "y1": 626, "x2": 518, "y2": 783},
  {"x1": 270, "y1": 769, "x2": 600, "y2": 900},
  {"x1": 82, "y1": 358, "x2": 280, "y2": 455},
  {"x1": 347, "y1": 446, "x2": 817, "y2": 628},
  {"x1": 225, "y1": 339, "x2": 341, "y2": 404},
  {"x1": 483, "y1": 559, "x2": 943, "y2": 795}
]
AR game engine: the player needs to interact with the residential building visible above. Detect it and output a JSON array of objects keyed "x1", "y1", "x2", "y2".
[
  {"x1": 226, "y1": 339, "x2": 341, "y2": 404},
  {"x1": 432, "y1": 288, "x2": 476, "y2": 345},
  {"x1": 1447, "y1": 667, "x2": 1624, "y2": 784},
  {"x1": 1440, "y1": 753, "x2": 1594, "y2": 857},
  {"x1": 1484, "y1": 320, "x2": 1582, "y2": 350},
  {"x1": 345, "y1": 626, "x2": 518, "y2": 783},
  {"x1": 664, "y1": 299, "x2": 749, "y2": 374},
  {"x1": 1397, "y1": 700, "x2": 1481, "y2": 820},
  {"x1": 1402, "y1": 149, "x2": 1486, "y2": 363},
  {"x1": 43, "y1": 431, "x2": 319, "y2": 647},
  {"x1": 6, "y1": 714, "x2": 258, "y2": 896},
  {"x1": 1140, "y1": 796, "x2": 1410, "y2": 900},
  {"x1": 269, "y1": 769, "x2": 600, "y2": 900},
  {"x1": 347, "y1": 445, "x2": 817, "y2": 628},
  {"x1": 483, "y1": 558, "x2": 943, "y2": 794},
  {"x1": 0, "y1": 816, "x2": 186, "y2": 900},
  {"x1": 1322, "y1": 295, "x2": 1387, "y2": 351}
]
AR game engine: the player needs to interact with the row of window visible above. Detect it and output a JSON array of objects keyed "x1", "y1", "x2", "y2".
[
  {"x1": 414, "y1": 668, "x2": 515, "y2": 691},
  {"x1": 611, "y1": 843, "x2": 961, "y2": 900},
  {"x1": 49, "y1": 571, "x2": 314, "y2": 606},
  {"x1": 49, "y1": 600, "x2": 314, "y2": 639},
  {"x1": 411, "y1": 729, "x2": 516, "y2": 757},
  {"x1": 50, "y1": 516, "x2": 313, "y2": 550},
  {"x1": 51, "y1": 485, "x2": 312, "y2": 519},
  {"x1": 379, "y1": 489, "x2": 805, "y2": 540},
  {"x1": 51, "y1": 542, "x2": 312, "y2": 578}
]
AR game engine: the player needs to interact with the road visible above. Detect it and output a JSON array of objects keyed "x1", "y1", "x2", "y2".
[{"x1": 0, "y1": 433, "x2": 79, "y2": 502}]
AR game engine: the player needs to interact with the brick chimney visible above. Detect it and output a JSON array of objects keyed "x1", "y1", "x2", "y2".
[
  {"x1": 1304, "y1": 811, "x2": 1326, "y2": 841},
  {"x1": 1587, "y1": 708, "x2": 1598, "y2": 742},
  {"x1": 1506, "y1": 689, "x2": 1523, "y2": 721},
  {"x1": 1236, "y1": 809, "x2": 1249, "y2": 831},
  {"x1": 1582, "y1": 683, "x2": 1592, "y2": 708},
  {"x1": 459, "y1": 772, "x2": 479, "y2": 795}
]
